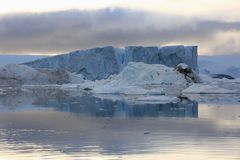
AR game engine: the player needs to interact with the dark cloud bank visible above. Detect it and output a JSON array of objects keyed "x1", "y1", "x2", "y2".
[{"x1": 0, "y1": 8, "x2": 240, "y2": 55}]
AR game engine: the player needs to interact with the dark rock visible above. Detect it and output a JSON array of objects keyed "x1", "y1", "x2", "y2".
[
  {"x1": 175, "y1": 63, "x2": 201, "y2": 83},
  {"x1": 143, "y1": 132, "x2": 150, "y2": 135},
  {"x1": 211, "y1": 74, "x2": 235, "y2": 80},
  {"x1": 83, "y1": 87, "x2": 92, "y2": 91},
  {"x1": 178, "y1": 95, "x2": 189, "y2": 101}
]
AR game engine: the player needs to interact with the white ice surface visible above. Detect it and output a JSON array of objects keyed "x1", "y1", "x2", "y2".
[
  {"x1": 0, "y1": 64, "x2": 41, "y2": 80},
  {"x1": 134, "y1": 96, "x2": 179, "y2": 103},
  {"x1": 0, "y1": 64, "x2": 84, "y2": 85},
  {"x1": 182, "y1": 84, "x2": 235, "y2": 94},
  {"x1": 0, "y1": 88, "x2": 5, "y2": 95},
  {"x1": 90, "y1": 62, "x2": 190, "y2": 96}
]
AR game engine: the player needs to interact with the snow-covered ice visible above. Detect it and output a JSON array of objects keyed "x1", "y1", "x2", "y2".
[
  {"x1": 90, "y1": 62, "x2": 190, "y2": 96},
  {"x1": 134, "y1": 95, "x2": 180, "y2": 104},
  {"x1": 182, "y1": 83, "x2": 235, "y2": 94},
  {"x1": 0, "y1": 64, "x2": 83, "y2": 87}
]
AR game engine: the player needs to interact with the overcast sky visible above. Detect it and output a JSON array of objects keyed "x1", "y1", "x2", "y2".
[{"x1": 0, "y1": 0, "x2": 240, "y2": 55}]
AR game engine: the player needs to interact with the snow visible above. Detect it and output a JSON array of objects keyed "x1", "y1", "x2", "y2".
[{"x1": 176, "y1": 63, "x2": 189, "y2": 70}]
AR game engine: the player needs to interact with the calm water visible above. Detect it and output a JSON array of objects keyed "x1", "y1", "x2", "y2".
[{"x1": 0, "y1": 93, "x2": 240, "y2": 160}]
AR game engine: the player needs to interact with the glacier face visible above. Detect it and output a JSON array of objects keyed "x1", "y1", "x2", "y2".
[{"x1": 24, "y1": 45, "x2": 198, "y2": 80}]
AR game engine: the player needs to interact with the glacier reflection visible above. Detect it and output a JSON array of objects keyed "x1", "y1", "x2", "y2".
[
  {"x1": 0, "y1": 93, "x2": 239, "y2": 159},
  {"x1": 31, "y1": 95, "x2": 198, "y2": 118},
  {"x1": 0, "y1": 93, "x2": 198, "y2": 118}
]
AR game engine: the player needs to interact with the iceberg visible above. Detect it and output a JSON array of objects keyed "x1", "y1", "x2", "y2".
[
  {"x1": 79, "y1": 62, "x2": 191, "y2": 97},
  {"x1": 24, "y1": 45, "x2": 198, "y2": 80},
  {"x1": 0, "y1": 64, "x2": 83, "y2": 87}
]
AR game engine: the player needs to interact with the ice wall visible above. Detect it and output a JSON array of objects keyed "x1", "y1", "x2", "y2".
[{"x1": 24, "y1": 45, "x2": 198, "y2": 80}]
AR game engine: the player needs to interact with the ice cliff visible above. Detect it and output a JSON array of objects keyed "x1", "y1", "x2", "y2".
[{"x1": 24, "y1": 45, "x2": 198, "y2": 80}]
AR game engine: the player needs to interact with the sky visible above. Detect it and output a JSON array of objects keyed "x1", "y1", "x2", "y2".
[{"x1": 0, "y1": 0, "x2": 240, "y2": 55}]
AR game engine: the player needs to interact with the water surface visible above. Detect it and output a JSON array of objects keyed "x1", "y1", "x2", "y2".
[{"x1": 0, "y1": 93, "x2": 239, "y2": 160}]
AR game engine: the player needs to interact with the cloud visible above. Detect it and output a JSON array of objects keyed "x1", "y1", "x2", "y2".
[{"x1": 0, "y1": 8, "x2": 240, "y2": 55}]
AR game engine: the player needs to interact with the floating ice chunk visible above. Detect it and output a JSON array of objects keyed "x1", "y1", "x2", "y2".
[
  {"x1": 182, "y1": 83, "x2": 235, "y2": 94},
  {"x1": 93, "y1": 84, "x2": 149, "y2": 95},
  {"x1": 135, "y1": 96, "x2": 179, "y2": 104},
  {"x1": 0, "y1": 88, "x2": 6, "y2": 95}
]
